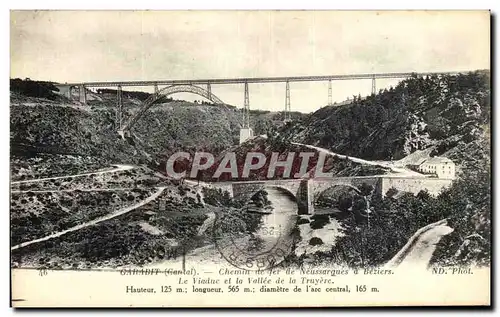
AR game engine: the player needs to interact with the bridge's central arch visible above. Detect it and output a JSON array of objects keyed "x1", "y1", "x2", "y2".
[
  {"x1": 248, "y1": 186, "x2": 298, "y2": 207},
  {"x1": 118, "y1": 84, "x2": 234, "y2": 137}
]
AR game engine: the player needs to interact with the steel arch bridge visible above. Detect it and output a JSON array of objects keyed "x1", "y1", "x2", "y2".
[
  {"x1": 55, "y1": 70, "x2": 465, "y2": 141},
  {"x1": 161, "y1": 84, "x2": 225, "y2": 104},
  {"x1": 117, "y1": 84, "x2": 233, "y2": 137}
]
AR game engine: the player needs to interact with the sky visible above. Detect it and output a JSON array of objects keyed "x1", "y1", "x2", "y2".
[{"x1": 10, "y1": 11, "x2": 490, "y2": 113}]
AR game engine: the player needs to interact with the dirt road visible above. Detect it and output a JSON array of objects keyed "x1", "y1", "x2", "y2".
[
  {"x1": 11, "y1": 164, "x2": 135, "y2": 184},
  {"x1": 11, "y1": 186, "x2": 165, "y2": 251}
]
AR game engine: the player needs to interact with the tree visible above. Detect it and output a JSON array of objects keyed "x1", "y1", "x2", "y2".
[
  {"x1": 359, "y1": 183, "x2": 374, "y2": 196},
  {"x1": 10, "y1": 78, "x2": 60, "y2": 100}
]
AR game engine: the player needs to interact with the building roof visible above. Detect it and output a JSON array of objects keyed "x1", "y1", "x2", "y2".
[{"x1": 421, "y1": 157, "x2": 454, "y2": 165}]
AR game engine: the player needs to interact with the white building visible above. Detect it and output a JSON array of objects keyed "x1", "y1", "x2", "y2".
[
  {"x1": 418, "y1": 157, "x2": 456, "y2": 179},
  {"x1": 239, "y1": 128, "x2": 254, "y2": 144}
]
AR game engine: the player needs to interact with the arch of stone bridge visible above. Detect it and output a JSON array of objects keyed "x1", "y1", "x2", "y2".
[
  {"x1": 210, "y1": 178, "x2": 382, "y2": 215},
  {"x1": 262, "y1": 180, "x2": 302, "y2": 197},
  {"x1": 313, "y1": 183, "x2": 362, "y2": 204},
  {"x1": 231, "y1": 181, "x2": 301, "y2": 203},
  {"x1": 249, "y1": 185, "x2": 298, "y2": 202},
  {"x1": 311, "y1": 179, "x2": 361, "y2": 203},
  {"x1": 311, "y1": 177, "x2": 381, "y2": 202},
  {"x1": 246, "y1": 185, "x2": 300, "y2": 215},
  {"x1": 120, "y1": 84, "x2": 239, "y2": 134}
]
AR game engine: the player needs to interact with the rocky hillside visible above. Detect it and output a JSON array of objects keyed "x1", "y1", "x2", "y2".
[
  {"x1": 282, "y1": 71, "x2": 490, "y2": 176},
  {"x1": 188, "y1": 136, "x2": 390, "y2": 182},
  {"x1": 10, "y1": 86, "x2": 305, "y2": 177}
]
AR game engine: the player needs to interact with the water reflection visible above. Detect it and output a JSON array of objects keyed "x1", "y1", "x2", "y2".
[{"x1": 249, "y1": 187, "x2": 298, "y2": 252}]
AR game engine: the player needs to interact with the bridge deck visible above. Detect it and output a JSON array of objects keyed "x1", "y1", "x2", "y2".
[
  {"x1": 200, "y1": 174, "x2": 442, "y2": 185},
  {"x1": 60, "y1": 71, "x2": 461, "y2": 87}
]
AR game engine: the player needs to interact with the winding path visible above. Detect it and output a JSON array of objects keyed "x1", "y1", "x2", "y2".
[
  {"x1": 11, "y1": 186, "x2": 166, "y2": 251},
  {"x1": 11, "y1": 164, "x2": 135, "y2": 184},
  {"x1": 11, "y1": 187, "x2": 143, "y2": 194},
  {"x1": 386, "y1": 219, "x2": 454, "y2": 268},
  {"x1": 293, "y1": 142, "x2": 423, "y2": 176}
]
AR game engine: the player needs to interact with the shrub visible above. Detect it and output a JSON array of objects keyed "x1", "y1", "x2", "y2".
[{"x1": 309, "y1": 237, "x2": 324, "y2": 245}]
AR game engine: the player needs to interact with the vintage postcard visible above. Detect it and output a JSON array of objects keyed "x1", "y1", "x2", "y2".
[{"x1": 10, "y1": 10, "x2": 491, "y2": 307}]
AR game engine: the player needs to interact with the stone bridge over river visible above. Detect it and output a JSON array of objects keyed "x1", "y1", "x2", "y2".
[{"x1": 207, "y1": 176, "x2": 453, "y2": 214}]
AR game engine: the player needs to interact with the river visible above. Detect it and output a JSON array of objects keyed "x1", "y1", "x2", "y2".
[
  {"x1": 249, "y1": 187, "x2": 299, "y2": 251},
  {"x1": 146, "y1": 186, "x2": 299, "y2": 269}
]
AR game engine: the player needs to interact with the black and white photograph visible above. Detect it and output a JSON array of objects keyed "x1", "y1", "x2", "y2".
[{"x1": 9, "y1": 10, "x2": 491, "y2": 307}]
